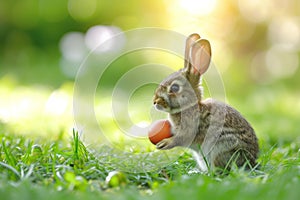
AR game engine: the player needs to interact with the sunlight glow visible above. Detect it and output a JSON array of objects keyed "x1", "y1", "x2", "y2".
[
  {"x1": 45, "y1": 90, "x2": 70, "y2": 116},
  {"x1": 179, "y1": 0, "x2": 217, "y2": 16}
]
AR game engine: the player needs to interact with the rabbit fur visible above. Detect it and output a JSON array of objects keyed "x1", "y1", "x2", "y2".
[{"x1": 153, "y1": 33, "x2": 259, "y2": 171}]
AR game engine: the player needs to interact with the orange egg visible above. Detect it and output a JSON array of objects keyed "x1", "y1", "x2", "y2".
[{"x1": 148, "y1": 120, "x2": 172, "y2": 145}]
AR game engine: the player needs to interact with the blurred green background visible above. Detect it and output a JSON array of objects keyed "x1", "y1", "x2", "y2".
[{"x1": 0, "y1": 0, "x2": 299, "y2": 145}]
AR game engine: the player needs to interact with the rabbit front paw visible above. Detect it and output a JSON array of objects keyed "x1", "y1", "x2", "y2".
[{"x1": 156, "y1": 138, "x2": 176, "y2": 150}]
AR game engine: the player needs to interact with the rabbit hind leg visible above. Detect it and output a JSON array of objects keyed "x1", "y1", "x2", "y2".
[{"x1": 213, "y1": 148, "x2": 256, "y2": 172}]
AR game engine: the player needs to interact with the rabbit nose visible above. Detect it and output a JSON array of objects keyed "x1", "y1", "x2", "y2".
[
  {"x1": 153, "y1": 97, "x2": 163, "y2": 105},
  {"x1": 153, "y1": 97, "x2": 165, "y2": 111}
]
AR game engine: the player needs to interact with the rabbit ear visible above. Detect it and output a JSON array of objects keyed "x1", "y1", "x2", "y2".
[
  {"x1": 189, "y1": 39, "x2": 211, "y2": 76},
  {"x1": 184, "y1": 33, "x2": 201, "y2": 70}
]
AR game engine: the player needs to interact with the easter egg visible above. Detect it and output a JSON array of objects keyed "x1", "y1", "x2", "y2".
[{"x1": 148, "y1": 120, "x2": 172, "y2": 145}]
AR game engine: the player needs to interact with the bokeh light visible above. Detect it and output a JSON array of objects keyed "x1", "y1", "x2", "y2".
[
  {"x1": 268, "y1": 17, "x2": 300, "y2": 51},
  {"x1": 0, "y1": 0, "x2": 299, "y2": 142},
  {"x1": 250, "y1": 47, "x2": 299, "y2": 84},
  {"x1": 85, "y1": 25, "x2": 124, "y2": 53},
  {"x1": 265, "y1": 47, "x2": 299, "y2": 79},
  {"x1": 59, "y1": 26, "x2": 125, "y2": 78},
  {"x1": 238, "y1": 0, "x2": 273, "y2": 23},
  {"x1": 60, "y1": 32, "x2": 87, "y2": 62},
  {"x1": 59, "y1": 32, "x2": 87, "y2": 78}
]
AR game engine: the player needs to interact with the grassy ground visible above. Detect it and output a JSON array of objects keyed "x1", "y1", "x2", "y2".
[
  {"x1": 0, "y1": 69, "x2": 299, "y2": 200},
  {"x1": 0, "y1": 129, "x2": 299, "y2": 200}
]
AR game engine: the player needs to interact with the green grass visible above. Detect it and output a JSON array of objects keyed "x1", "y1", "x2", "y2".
[
  {"x1": 0, "y1": 129, "x2": 299, "y2": 200},
  {"x1": 0, "y1": 73, "x2": 299, "y2": 200}
]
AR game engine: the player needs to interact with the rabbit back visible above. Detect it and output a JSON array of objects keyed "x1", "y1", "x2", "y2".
[{"x1": 193, "y1": 98, "x2": 259, "y2": 170}]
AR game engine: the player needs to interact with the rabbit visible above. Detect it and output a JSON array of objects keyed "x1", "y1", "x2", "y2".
[{"x1": 153, "y1": 33, "x2": 259, "y2": 172}]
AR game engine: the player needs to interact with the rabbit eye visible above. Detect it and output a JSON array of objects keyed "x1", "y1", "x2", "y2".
[{"x1": 170, "y1": 83, "x2": 180, "y2": 93}]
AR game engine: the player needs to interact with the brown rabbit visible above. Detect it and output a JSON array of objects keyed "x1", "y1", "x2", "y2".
[{"x1": 153, "y1": 33, "x2": 259, "y2": 172}]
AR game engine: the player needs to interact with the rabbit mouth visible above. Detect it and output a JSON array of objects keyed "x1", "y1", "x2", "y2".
[
  {"x1": 155, "y1": 104, "x2": 165, "y2": 111},
  {"x1": 154, "y1": 95, "x2": 198, "y2": 114},
  {"x1": 153, "y1": 96, "x2": 182, "y2": 113}
]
